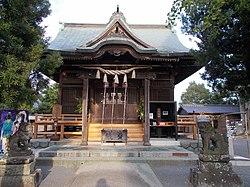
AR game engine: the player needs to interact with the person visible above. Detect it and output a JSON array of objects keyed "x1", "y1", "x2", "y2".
[{"x1": 1, "y1": 112, "x2": 14, "y2": 153}]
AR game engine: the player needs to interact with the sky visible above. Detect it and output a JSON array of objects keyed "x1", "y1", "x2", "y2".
[{"x1": 42, "y1": 0, "x2": 207, "y2": 104}]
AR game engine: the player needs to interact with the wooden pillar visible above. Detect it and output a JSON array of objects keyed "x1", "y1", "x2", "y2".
[
  {"x1": 174, "y1": 101, "x2": 178, "y2": 140},
  {"x1": 143, "y1": 78, "x2": 151, "y2": 146},
  {"x1": 81, "y1": 78, "x2": 89, "y2": 146},
  {"x1": 58, "y1": 71, "x2": 63, "y2": 105},
  {"x1": 170, "y1": 75, "x2": 175, "y2": 101}
]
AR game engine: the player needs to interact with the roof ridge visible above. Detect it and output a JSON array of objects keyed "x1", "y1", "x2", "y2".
[{"x1": 182, "y1": 104, "x2": 238, "y2": 106}]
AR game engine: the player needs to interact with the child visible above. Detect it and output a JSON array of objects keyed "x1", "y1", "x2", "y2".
[{"x1": 1, "y1": 112, "x2": 14, "y2": 153}]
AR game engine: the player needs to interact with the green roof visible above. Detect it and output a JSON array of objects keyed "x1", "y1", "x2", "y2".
[{"x1": 48, "y1": 11, "x2": 190, "y2": 55}]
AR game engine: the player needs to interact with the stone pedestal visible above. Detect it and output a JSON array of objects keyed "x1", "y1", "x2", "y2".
[
  {"x1": 190, "y1": 156, "x2": 243, "y2": 187},
  {"x1": 191, "y1": 116, "x2": 243, "y2": 187},
  {"x1": 190, "y1": 165, "x2": 242, "y2": 187},
  {"x1": 0, "y1": 155, "x2": 42, "y2": 187}
]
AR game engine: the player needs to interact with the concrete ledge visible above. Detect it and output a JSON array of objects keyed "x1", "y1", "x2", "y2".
[
  {"x1": 35, "y1": 157, "x2": 198, "y2": 168},
  {"x1": 230, "y1": 160, "x2": 250, "y2": 166},
  {"x1": 90, "y1": 151, "x2": 139, "y2": 157}
]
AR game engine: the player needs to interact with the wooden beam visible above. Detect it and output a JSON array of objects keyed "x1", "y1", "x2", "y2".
[{"x1": 81, "y1": 78, "x2": 89, "y2": 146}]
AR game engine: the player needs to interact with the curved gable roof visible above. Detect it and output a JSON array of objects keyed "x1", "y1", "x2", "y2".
[
  {"x1": 48, "y1": 10, "x2": 189, "y2": 55},
  {"x1": 84, "y1": 14, "x2": 154, "y2": 49}
]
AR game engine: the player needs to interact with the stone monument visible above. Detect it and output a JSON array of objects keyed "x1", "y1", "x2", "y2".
[
  {"x1": 189, "y1": 115, "x2": 243, "y2": 187},
  {"x1": 0, "y1": 121, "x2": 42, "y2": 187}
]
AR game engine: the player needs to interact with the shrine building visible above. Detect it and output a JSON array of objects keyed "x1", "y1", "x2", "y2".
[{"x1": 44, "y1": 7, "x2": 200, "y2": 145}]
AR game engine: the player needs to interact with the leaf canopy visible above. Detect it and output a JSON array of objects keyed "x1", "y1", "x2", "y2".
[
  {"x1": 0, "y1": 0, "x2": 62, "y2": 110},
  {"x1": 168, "y1": 0, "x2": 250, "y2": 102}
]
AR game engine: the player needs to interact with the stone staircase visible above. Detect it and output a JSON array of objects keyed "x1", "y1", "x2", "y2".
[
  {"x1": 34, "y1": 144, "x2": 198, "y2": 167},
  {"x1": 88, "y1": 123, "x2": 144, "y2": 142}
]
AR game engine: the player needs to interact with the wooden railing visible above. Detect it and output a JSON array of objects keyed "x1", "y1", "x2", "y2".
[
  {"x1": 33, "y1": 113, "x2": 82, "y2": 139},
  {"x1": 177, "y1": 115, "x2": 197, "y2": 140}
]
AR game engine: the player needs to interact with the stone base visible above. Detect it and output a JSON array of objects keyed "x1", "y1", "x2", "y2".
[
  {"x1": 143, "y1": 142, "x2": 151, "y2": 146},
  {"x1": 0, "y1": 161, "x2": 35, "y2": 176},
  {"x1": 7, "y1": 149, "x2": 33, "y2": 157},
  {"x1": 198, "y1": 160, "x2": 233, "y2": 173},
  {"x1": 190, "y1": 166, "x2": 243, "y2": 187},
  {"x1": 0, "y1": 155, "x2": 42, "y2": 187},
  {"x1": 0, "y1": 155, "x2": 34, "y2": 165},
  {"x1": 0, "y1": 168, "x2": 42, "y2": 187},
  {"x1": 199, "y1": 154, "x2": 230, "y2": 162}
]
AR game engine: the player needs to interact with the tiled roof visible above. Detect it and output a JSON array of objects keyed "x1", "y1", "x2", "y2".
[
  {"x1": 178, "y1": 104, "x2": 240, "y2": 114},
  {"x1": 48, "y1": 11, "x2": 189, "y2": 54},
  {"x1": 49, "y1": 25, "x2": 104, "y2": 52},
  {"x1": 131, "y1": 26, "x2": 189, "y2": 53}
]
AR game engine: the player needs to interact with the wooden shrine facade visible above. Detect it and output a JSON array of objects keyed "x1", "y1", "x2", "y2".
[{"x1": 47, "y1": 8, "x2": 199, "y2": 145}]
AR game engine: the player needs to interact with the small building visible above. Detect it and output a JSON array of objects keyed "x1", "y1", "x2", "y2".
[
  {"x1": 45, "y1": 8, "x2": 200, "y2": 145},
  {"x1": 177, "y1": 104, "x2": 240, "y2": 116},
  {"x1": 178, "y1": 104, "x2": 242, "y2": 128}
]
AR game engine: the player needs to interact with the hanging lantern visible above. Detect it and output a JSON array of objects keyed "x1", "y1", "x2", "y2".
[
  {"x1": 132, "y1": 70, "x2": 136, "y2": 79},
  {"x1": 95, "y1": 69, "x2": 100, "y2": 79}
]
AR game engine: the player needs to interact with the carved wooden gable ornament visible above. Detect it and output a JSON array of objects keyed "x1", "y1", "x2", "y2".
[{"x1": 83, "y1": 8, "x2": 155, "y2": 50}]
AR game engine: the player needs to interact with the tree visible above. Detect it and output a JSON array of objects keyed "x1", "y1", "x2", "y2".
[
  {"x1": 180, "y1": 81, "x2": 211, "y2": 104},
  {"x1": 37, "y1": 83, "x2": 58, "y2": 113},
  {"x1": 167, "y1": 0, "x2": 250, "y2": 103},
  {"x1": 180, "y1": 81, "x2": 237, "y2": 105},
  {"x1": 0, "y1": 0, "x2": 62, "y2": 110}
]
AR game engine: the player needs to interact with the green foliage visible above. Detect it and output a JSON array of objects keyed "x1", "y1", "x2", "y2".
[
  {"x1": 180, "y1": 81, "x2": 238, "y2": 104},
  {"x1": 75, "y1": 97, "x2": 82, "y2": 114},
  {"x1": 180, "y1": 81, "x2": 211, "y2": 104},
  {"x1": 136, "y1": 97, "x2": 144, "y2": 121},
  {"x1": 37, "y1": 83, "x2": 59, "y2": 113},
  {"x1": 168, "y1": 0, "x2": 250, "y2": 102},
  {"x1": 0, "y1": 0, "x2": 63, "y2": 110}
]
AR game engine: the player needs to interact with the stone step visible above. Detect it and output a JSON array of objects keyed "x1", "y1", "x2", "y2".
[
  {"x1": 35, "y1": 156, "x2": 198, "y2": 168},
  {"x1": 150, "y1": 138, "x2": 180, "y2": 146},
  {"x1": 31, "y1": 138, "x2": 181, "y2": 148},
  {"x1": 36, "y1": 150, "x2": 196, "y2": 158},
  {"x1": 34, "y1": 145, "x2": 198, "y2": 167},
  {"x1": 34, "y1": 145, "x2": 197, "y2": 158}
]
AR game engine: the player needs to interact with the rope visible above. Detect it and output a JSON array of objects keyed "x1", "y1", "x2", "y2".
[{"x1": 83, "y1": 67, "x2": 149, "y2": 75}]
